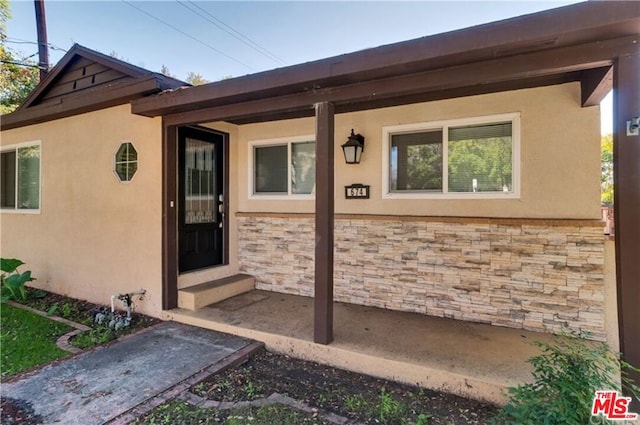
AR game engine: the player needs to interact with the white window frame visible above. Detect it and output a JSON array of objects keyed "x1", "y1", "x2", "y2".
[
  {"x1": 382, "y1": 113, "x2": 521, "y2": 199},
  {"x1": 113, "y1": 141, "x2": 138, "y2": 183},
  {"x1": 248, "y1": 135, "x2": 315, "y2": 200},
  {"x1": 0, "y1": 140, "x2": 42, "y2": 214}
]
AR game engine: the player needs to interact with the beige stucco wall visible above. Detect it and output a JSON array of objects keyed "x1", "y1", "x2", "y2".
[
  {"x1": 0, "y1": 105, "x2": 164, "y2": 316},
  {"x1": 236, "y1": 82, "x2": 601, "y2": 219},
  {"x1": 0, "y1": 81, "x2": 604, "y2": 321}
]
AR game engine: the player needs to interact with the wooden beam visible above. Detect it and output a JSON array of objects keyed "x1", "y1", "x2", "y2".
[
  {"x1": 314, "y1": 101, "x2": 335, "y2": 345},
  {"x1": 131, "y1": 1, "x2": 640, "y2": 117},
  {"x1": 228, "y1": 74, "x2": 578, "y2": 125},
  {"x1": 613, "y1": 53, "x2": 640, "y2": 407},
  {"x1": 162, "y1": 122, "x2": 179, "y2": 310},
  {"x1": 1, "y1": 77, "x2": 161, "y2": 130},
  {"x1": 160, "y1": 36, "x2": 637, "y2": 127},
  {"x1": 581, "y1": 67, "x2": 613, "y2": 107}
]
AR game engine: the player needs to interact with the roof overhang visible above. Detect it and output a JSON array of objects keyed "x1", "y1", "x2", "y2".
[
  {"x1": 1, "y1": 44, "x2": 187, "y2": 131},
  {"x1": 131, "y1": 1, "x2": 639, "y2": 126},
  {"x1": 2, "y1": 77, "x2": 170, "y2": 130}
]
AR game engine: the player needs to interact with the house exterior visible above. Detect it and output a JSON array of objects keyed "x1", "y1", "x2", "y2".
[{"x1": 2, "y1": 1, "x2": 639, "y2": 393}]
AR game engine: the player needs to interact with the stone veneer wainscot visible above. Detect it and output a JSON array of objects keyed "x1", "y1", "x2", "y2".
[{"x1": 237, "y1": 214, "x2": 606, "y2": 341}]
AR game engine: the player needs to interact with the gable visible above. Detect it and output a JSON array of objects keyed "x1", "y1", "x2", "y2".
[
  {"x1": 2, "y1": 44, "x2": 186, "y2": 130},
  {"x1": 30, "y1": 56, "x2": 136, "y2": 108}
]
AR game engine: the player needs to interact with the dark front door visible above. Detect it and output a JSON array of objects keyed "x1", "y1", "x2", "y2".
[{"x1": 178, "y1": 127, "x2": 225, "y2": 272}]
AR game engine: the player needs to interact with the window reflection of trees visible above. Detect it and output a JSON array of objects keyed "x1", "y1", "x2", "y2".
[
  {"x1": 390, "y1": 121, "x2": 513, "y2": 194},
  {"x1": 448, "y1": 136, "x2": 512, "y2": 192},
  {"x1": 291, "y1": 142, "x2": 315, "y2": 194}
]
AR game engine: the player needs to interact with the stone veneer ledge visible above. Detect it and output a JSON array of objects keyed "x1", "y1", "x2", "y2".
[{"x1": 237, "y1": 215, "x2": 606, "y2": 341}]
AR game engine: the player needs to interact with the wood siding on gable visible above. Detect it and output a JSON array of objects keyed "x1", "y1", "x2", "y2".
[{"x1": 34, "y1": 57, "x2": 132, "y2": 106}]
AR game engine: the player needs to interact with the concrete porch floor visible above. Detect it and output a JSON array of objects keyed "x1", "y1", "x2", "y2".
[{"x1": 164, "y1": 290, "x2": 556, "y2": 404}]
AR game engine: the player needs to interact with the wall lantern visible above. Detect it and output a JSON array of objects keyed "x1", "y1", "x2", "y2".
[{"x1": 341, "y1": 129, "x2": 365, "y2": 164}]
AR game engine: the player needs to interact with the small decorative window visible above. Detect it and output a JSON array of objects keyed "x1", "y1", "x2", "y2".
[{"x1": 114, "y1": 142, "x2": 137, "y2": 182}]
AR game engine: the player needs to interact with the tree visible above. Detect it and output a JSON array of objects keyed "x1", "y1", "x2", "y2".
[
  {"x1": 0, "y1": 0, "x2": 39, "y2": 114},
  {"x1": 160, "y1": 64, "x2": 176, "y2": 78},
  {"x1": 186, "y1": 72, "x2": 209, "y2": 86},
  {"x1": 448, "y1": 137, "x2": 512, "y2": 192},
  {"x1": 601, "y1": 133, "x2": 613, "y2": 205}
]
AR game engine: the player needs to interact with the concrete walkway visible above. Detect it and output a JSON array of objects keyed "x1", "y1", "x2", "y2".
[{"x1": 2, "y1": 322, "x2": 254, "y2": 425}]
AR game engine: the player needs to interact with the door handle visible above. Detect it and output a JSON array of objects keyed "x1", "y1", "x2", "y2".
[{"x1": 218, "y1": 193, "x2": 224, "y2": 228}]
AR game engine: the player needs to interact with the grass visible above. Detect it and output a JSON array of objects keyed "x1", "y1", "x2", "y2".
[
  {"x1": 227, "y1": 404, "x2": 332, "y2": 425},
  {"x1": 135, "y1": 400, "x2": 332, "y2": 425},
  {"x1": 0, "y1": 303, "x2": 73, "y2": 378}
]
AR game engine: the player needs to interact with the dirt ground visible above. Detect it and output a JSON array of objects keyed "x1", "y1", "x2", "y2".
[{"x1": 191, "y1": 348, "x2": 499, "y2": 424}]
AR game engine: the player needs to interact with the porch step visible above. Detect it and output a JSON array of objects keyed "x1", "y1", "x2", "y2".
[{"x1": 178, "y1": 274, "x2": 255, "y2": 311}]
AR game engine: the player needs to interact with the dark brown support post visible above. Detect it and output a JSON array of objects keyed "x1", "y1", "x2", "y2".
[
  {"x1": 162, "y1": 122, "x2": 179, "y2": 310},
  {"x1": 314, "y1": 101, "x2": 335, "y2": 344},
  {"x1": 34, "y1": 0, "x2": 49, "y2": 80},
  {"x1": 613, "y1": 53, "x2": 640, "y2": 406}
]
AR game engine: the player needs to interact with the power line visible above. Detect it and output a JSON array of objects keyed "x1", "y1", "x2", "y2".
[
  {"x1": 178, "y1": 1, "x2": 285, "y2": 65},
  {"x1": 1, "y1": 59, "x2": 43, "y2": 69},
  {"x1": 121, "y1": 0, "x2": 254, "y2": 71},
  {"x1": 5, "y1": 38, "x2": 67, "y2": 52}
]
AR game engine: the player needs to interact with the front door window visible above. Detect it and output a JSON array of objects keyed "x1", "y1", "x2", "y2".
[
  {"x1": 185, "y1": 138, "x2": 216, "y2": 225},
  {"x1": 178, "y1": 127, "x2": 225, "y2": 273}
]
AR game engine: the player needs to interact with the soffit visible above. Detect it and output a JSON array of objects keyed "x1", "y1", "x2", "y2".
[{"x1": 132, "y1": 1, "x2": 640, "y2": 122}]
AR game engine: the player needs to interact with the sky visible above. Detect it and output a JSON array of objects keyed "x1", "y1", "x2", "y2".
[{"x1": 5, "y1": 0, "x2": 612, "y2": 133}]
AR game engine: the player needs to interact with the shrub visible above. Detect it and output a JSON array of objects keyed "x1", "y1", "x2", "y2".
[
  {"x1": 1, "y1": 258, "x2": 34, "y2": 302},
  {"x1": 494, "y1": 333, "x2": 639, "y2": 425}
]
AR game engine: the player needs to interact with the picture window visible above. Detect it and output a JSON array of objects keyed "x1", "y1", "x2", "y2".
[
  {"x1": 1, "y1": 142, "x2": 41, "y2": 211},
  {"x1": 385, "y1": 114, "x2": 520, "y2": 199}
]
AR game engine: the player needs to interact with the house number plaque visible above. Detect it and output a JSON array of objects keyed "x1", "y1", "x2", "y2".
[{"x1": 345, "y1": 184, "x2": 370, "y2": 199}]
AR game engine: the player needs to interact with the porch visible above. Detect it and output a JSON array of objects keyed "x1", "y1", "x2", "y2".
[
  {"x1": 163, "y1": 289, "x2": 558, "y2": 404},
  {"x1": 136, "y1": 1, "x2": 639, "y2": 396}
]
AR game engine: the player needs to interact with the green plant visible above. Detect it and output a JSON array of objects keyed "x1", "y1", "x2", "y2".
[
  {"x1": 415, "y1": 413, "x2": 431, "y2": 425},
  {"x1": 1, "y1": 258, "x2": 35, "y2": 302},
  {"x1": 46, "y1": 303, "x2": 59, "y2": 316},
  {"x1": 494, "y1": 333, "x2": 640, "y2": 425},
  {"x1": 193, "y1": 382, "x2": 206, "y2": 394},
  {"x1": 378, "y1": 387, "x2": 407, "y2": 425},
  {"x1": 71, "y1": 326, "x2": 115, "y2": 349},
  {"x1": 245, "y1": 380, "x2": 263, "y2": 399},
  {"x1": 345, "y1": 394, "x2": 368, "y2": 412},
  {"x1": 60, "y1": 302, "x2": 75, "y2": 319}
]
